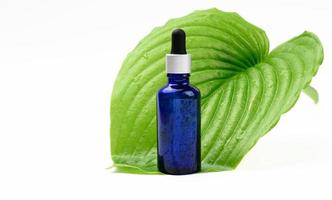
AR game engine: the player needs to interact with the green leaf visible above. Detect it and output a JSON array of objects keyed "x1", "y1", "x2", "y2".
[
  {"x1": 303, "y1": 85, "x2": 319, "y2": 103},
  {"x1": 110, "y1": 8, "x2": 324, "y2": 173}
]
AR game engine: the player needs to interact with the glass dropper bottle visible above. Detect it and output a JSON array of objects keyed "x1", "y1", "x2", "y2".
[{"x1": 157, "y1": 29, "x2": 201, "y2": 175}]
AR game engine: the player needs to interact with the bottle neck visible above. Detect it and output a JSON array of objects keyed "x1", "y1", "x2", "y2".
[{"x1": 167, "y1": 73, "x2": 190, "y2": 85}]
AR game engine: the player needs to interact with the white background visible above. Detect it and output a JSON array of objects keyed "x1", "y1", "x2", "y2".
[{"x1": 0, "y1": 0, "x2": 331, "y2": 199}]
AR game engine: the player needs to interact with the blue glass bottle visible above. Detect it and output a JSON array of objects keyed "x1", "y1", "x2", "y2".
[{"x1": 157, "y1": 29, "x2": 201, "y2": 175}]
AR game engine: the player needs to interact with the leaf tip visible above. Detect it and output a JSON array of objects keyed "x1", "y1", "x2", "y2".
[{"x1": 303, "y1": 85, "x2": 319, "y2": 104}]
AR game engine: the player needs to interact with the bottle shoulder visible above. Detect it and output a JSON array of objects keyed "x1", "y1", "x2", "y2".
[{"x1": 158, "y1": 84, "x2": 200, "y2": 98}]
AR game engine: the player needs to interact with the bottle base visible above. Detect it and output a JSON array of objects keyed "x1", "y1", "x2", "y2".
[{"x1": 158, "y1": 167, "x2": 200, "y2": 175}]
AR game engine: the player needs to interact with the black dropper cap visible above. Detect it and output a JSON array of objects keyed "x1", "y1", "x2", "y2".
[{"x1": 170, "y1": 29, "x2": 187, "y2": 54}]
